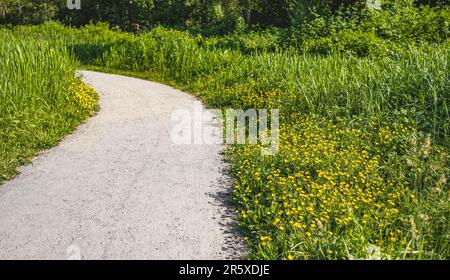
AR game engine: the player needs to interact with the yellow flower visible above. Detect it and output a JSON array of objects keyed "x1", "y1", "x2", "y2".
[{"x1": 260, "y1": 236, "x2": 272, "y2": 241}]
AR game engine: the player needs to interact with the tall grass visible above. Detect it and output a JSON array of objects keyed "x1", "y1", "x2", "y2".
[
  {"x1": 62, "y1": 26, "x2": 449, "y2": 146},
  {"x1": 0, "y1": 33, "x2": 92, "y2": 183}
]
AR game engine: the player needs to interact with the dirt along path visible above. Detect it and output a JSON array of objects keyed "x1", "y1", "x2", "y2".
[{"x1": 0, "y1": 71, "x2": 244, "y2": 260}]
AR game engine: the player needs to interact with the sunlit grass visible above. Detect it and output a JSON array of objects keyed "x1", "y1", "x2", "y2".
[{"x1": 0, "y1": 33, "x2": 97, "y2": 184}]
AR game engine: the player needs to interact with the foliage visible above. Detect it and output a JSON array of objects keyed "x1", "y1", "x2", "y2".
[
  {"x1": 60, "y1": 0, "x2": 154, "y2": 31},
  {"x1": 0, "y1": 0, "x2": 60, "y2": 25},
  {"x1": 0, "y1": 33, "x2": 98, "y2": 183},
  {"x1": 290, "y1": 0, "x2": 449, "y2": 56},
  {"x1": 362, "y1": 1, "x2": 450, "y2": 43},
  {"x1": 228, "y1": 116, "x2": 449, "y2": 259},
  {"x1": 69, "y1": 80, "x2": 99, "y2": 113},
  {"x1": 202, "y1": 27, "x2": 283, "y2": 53},
  {"x1": 2, "y1": 0, "x2": 447, "y2": 36}
]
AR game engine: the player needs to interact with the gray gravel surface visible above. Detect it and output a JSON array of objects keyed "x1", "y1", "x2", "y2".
[{"x1": 0, "y1": 70, "x2": 244, "y2": 260}]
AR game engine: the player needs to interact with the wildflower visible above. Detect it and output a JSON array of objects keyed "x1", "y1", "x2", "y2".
[
  {"x1": 316, "y1": 220, "x2": 324, "y2": 231},
  {"x1": 241, "y1": 211, "x2": 248, "y2": 218},
  {"x1": 410, "y1": 217, "x2": 419, "y2": 240},
  {"x1": 419, "y1": 214, "x2": 429, "y2": 221},
  {"x1": 260, "y1": 236, "x2": 272, "y2": 241},
  {"x1": 438, "y1": 174, "x2": 447, "y2": 185}
]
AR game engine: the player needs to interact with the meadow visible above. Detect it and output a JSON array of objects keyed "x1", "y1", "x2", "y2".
[{"x1": 1, "y1": 16, "x2": 449, "y2": 259}]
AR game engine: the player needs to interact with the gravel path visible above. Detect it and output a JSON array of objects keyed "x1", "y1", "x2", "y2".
[{"x1": 0, "y1": 71, "x2": 243, "y2": 260}]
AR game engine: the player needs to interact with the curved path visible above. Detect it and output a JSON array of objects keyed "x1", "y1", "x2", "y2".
[{"x1": 0, "y1": 71, "x2": 243, "y2": 260}]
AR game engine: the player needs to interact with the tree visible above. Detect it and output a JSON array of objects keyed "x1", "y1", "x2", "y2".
[
  {"x1": 0, "y1": 0, "x2": 60, "y2": 25},
  {"x1": 58, "y1": 0, "x2": 154, "y2": 31}
]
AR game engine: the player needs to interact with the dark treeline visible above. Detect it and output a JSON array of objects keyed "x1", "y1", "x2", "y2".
[{"x1": 0, "y1": 0, "x2": 448, "y2": 33}]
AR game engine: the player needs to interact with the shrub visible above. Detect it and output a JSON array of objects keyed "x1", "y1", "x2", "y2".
[
  {"x1": 291, "y1": 0, "x2": 450, "y2": 54},
  {"x1": 303, "y1": 30, "x2": 392, "y2": 57}
]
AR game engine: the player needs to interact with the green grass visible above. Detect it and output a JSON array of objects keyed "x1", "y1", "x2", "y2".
[
  {"x1": 0, "y1": 32, "x2": 97, "y2": 184},
  {"x1": 63, "y1": 26, "x2": 449, "y2": 147},
  {"x1": 2, "y1": 23, "x2": 449, "y2": 259}
]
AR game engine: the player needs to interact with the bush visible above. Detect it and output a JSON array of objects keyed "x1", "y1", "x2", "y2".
[
  {"x1": 363, "y1": 1, "x2": 450, "y2": 43},
  {"x1": 303, "y1": 29, "x2": 393, "y2": 57},
  {"x1": 290, "y1": 0, "x2": 450, "y2": 55},
  {"x1": 202, "y1": 27, "x2": 283, "y2": 53}
]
